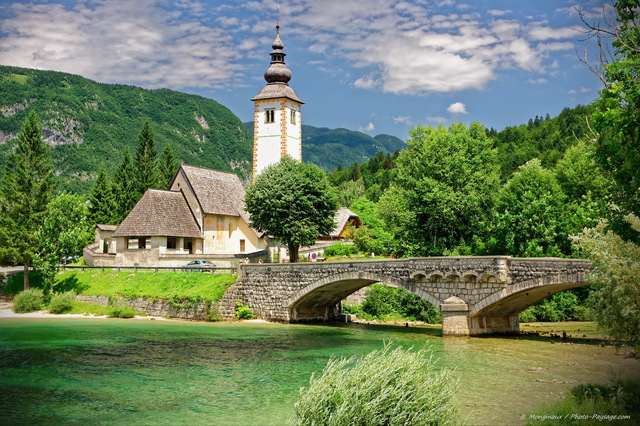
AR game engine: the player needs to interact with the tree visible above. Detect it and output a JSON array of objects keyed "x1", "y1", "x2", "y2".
[
  {"x1": 553, "y1": 141, "x2": 611, "y2": 238},
  {"x1": 133, "y1": 121, "x2": 159, "y2": 199},
  {"x1": 112, "y1": 147, "x2": 137, "y2": 222},
  {"x1": 573, "y1": 214, "x2": 640, "y2": 349},
  {"x1": 491, "y1": 159, "x2": 567, "y2": 257},
  {"x1": 0, "y1": 111, "x2": 56, "y2": 290},
  {"x1": 379, "y1": 122, "x2": 500, "y2": 256},
  {"x1": 35, "y1": 193, "x2": 93, "y2": 293},
  {"x1": 245, "y1": 156, "x2": 338, "y2": 263},
  {"x1": 159, "y1": 145, "x2": 179, "y2": 189},
  {"x1": 88, "y1": 166, "x2": 118, "y2": 226},
  {"x1": 583, "y1": 1, "x2": 640, "y2": 239}
]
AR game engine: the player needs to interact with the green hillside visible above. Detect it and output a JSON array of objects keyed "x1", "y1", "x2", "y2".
[
  {"x1": 0, "y1": 65, "x2": 252, "y2": 194},
  {"x1": 244, "y1": 122, "x2": 406, "y2": 172}
]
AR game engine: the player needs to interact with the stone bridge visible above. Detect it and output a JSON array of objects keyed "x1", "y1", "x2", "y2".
[{"x1": 219, "y1": 256, "x2": 590, "y2": 336}]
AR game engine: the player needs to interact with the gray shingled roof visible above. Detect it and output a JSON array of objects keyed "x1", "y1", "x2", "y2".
[
  {"x1": 112, "y1": 189, "x2": 201, "y2": 238},
  {"x1": 251, "y1": 82, "x2": 303, "y2": 104},
  {"x1": 330, "y1": 207, "x2": 361, "y2": 237},
  {"x1": 179, "y1": 165, "x2": 246, "y2": 217}
]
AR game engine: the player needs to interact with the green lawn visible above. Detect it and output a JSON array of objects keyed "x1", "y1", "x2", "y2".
[{"x1": 3, "y1": 270, "x2": 237, "y2": 303}]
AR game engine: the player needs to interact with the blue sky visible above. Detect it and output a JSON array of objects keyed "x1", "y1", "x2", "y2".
[{"x1": 0, "y1": 0, "x2": 613, "y2": 139}]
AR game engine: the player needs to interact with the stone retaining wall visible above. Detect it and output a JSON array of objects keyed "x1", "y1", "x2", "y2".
[{"x1": 76, "y1": 295, "x2": 221, "y2": 321}]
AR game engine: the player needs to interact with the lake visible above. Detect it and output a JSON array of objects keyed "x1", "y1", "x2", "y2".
[{"x1": 0, "y1": 318, "x2": 638, "y2": 425}]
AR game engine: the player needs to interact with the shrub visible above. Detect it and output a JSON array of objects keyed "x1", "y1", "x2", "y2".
[
  {"x1": 108, "y1": 303, "x2": 137, "y2": 318},
  {"x1": 359, "y1": 284, "x2": 441, "y2": 323},
  {"x1": 12, "y1": 289, "x2": 45, "y2": 313},
  {"x1": 292, "y1": 344, "x2": 461, "y2": 426},
  {"x1": 235, "y1": 302, "x2": 255, "y2": 320},
  {"x1": 323, "y1": 243, "x2": 357, "y2": 257},
  {"x1": 47, "y1": 291, "x2": 76, "y2": 314},
  {"x1": 519, "y1": 307, "x2": 537, "y2": 323}
]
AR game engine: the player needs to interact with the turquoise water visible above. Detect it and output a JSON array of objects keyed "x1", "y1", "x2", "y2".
[{"x1": 1, "y1": 318, "x2": 638, "y2": 425}]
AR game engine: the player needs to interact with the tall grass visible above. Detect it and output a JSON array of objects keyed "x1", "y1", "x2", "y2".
[{"x1": 292, "y1": 343, "x2": 462, "y2": 426}]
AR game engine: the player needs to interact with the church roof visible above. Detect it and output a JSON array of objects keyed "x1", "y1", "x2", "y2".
[
  {"x1": 178, "y1": 164, "x2": 246, "y2": 217},
  {"x1": 112, "y1": 189, "x2": 201, "y2": 238}
]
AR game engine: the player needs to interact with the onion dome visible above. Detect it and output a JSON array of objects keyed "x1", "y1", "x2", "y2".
[{"x1": 264, "y1": 25, "x2": 292, "y2": 84}]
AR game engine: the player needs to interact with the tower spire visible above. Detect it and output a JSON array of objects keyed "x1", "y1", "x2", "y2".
[{"x1": 251, "y1": 21, "x2": 304, "y2": 179}]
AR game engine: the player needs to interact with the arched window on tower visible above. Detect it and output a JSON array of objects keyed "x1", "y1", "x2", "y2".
[
  {"x1": 265, "y1": 109, "x2": 275, "y2": 124},
  {"x1": 290, "y1": 109, "x2": 296, "y2": 125}
]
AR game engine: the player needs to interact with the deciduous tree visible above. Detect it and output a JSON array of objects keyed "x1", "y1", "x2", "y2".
[
  {"x1": 35, "y1": 193, "x2": 93, "y2": 293},
  {"x1": 491, "y1": 159, "x2": 567, "y2": 257},
  {"x1": 0, "y1": 111, "x2": 56, "y2": 289},
  {"x1": 245, "y1": 156, "x2": 338, "y2": 263},
  {"x1": 583, "y1": 0, "x2": 640, "y2": 239},
  {"x1": 379, "y1": 122, "x2": 500, "y2": 256}
]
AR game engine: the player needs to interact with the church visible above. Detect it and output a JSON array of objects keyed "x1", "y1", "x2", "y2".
[{"x1": 84, "y1": 26, "x2": 359, "y2": 268}]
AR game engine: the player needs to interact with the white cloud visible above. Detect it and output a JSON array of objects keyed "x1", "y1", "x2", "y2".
[
  {"x1": 427, "y1": 116, "x2": 447, "y2": 124},
  {"x1": 394, "y1": 115, "x2": 411, "y2": 124},
  {"x1": 275, "y1": 0, "x2": 576, "y2": 94},
  {"x1": 354, "y1": 74, "x2": 378, "y2": 89},
  {"x1": 0, "y1": 0, "x2": 243, "y2": 91},
  {"x1": 0, "y1": 0, "x2": 584, "y2": 97},
  {"x1": 528, "y1": 78, "x2": 548, "y2": 84},
  {"x1": 447, "y1": 102, "x2": 467, "y2": 114},
  {"x1": 528, "y1": 25, "x2": 578, "y2": 41},
  {"x1": 359, "y1": 122, "x2": 375, "y2": 133},
  {"x1": 488, "y1": 9, "x2": 512, "y2": 17}
]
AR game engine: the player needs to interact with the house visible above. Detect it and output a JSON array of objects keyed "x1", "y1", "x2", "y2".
[{"x1": 84, "y1": 165, "x2": 268, "y2": 268}]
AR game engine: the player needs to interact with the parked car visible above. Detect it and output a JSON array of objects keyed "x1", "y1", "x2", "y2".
[{"x1": 182, "y1": 260, "x2": 216, "y2": 270}]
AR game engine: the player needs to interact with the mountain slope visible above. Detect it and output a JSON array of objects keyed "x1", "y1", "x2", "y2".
[
  {"x1": 244, "y1": 122, "x2": 406, "y2": 172},
  {"x1": 0, "y1": 65, "x2": 252, "y2": 194}
]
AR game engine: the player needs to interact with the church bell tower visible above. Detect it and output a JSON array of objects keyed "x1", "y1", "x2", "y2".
[{"x1": 251, "y1": 25, "x2": 303, "y2": 179}]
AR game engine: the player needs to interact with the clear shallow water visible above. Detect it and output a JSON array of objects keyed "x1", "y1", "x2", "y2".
[{"x1": 1, "y1": 318, "x2": 638, "y2": 425}]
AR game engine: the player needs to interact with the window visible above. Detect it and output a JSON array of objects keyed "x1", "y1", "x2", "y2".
[
  {"x1": 265, "y1": 109, "x2": 275, "y2": 124},
  {"x1": 290, "y1": 110, "x2": 296, "y2": 125},
  {"x1": 167, "y1": 237, "x2": 177, "y2": 249},
  {"x1": 138, "y1": 237, "x2": 148, "y2": 249},
  {"x1": 240, "y1": 239, "x2": 246, "y2": 253}
]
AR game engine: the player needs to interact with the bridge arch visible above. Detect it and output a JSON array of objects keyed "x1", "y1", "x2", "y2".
[
  {"x1": 286, "y1": 271, "x2": 441, "y2": 322},
  {"x1": 471, "y1": 272, "x2": 588, "y2": 318}
]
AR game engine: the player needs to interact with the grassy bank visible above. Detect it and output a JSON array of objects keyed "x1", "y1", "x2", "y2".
[{"x1": 3, "y1": 270, "x2": 237, "y2": 303}]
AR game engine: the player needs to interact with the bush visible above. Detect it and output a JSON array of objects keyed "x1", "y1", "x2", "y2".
[
  {"x1": 47, "y1": 291, "x2": 76, "y2": 314},
  {"x1": 107, "y1": 303, "x2": 137, "y2": 318},
  {"x1": 323, "y1": 243, "x2": 357, "y2": 257},
  {"x1": 360, "y1": 284, "x2": 441, "y2": 323},
  {"x1": 292, "y1": 344, "x2": 461, "y2": 425},
  {"x1": 235, "y1": 302, "x2": 255, "y2": 320},
  {"x1": 12, "y1": 289, "x2": 45, "y2": 313}
]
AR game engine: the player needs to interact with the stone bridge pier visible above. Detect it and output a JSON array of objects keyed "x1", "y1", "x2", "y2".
[{"x1": 218, "y1": 257, "x2": 589, "y2": 336}]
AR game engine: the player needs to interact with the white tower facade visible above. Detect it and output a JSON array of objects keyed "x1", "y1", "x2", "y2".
[{"x1": 251, "y1": 25, "x2": 303, "y2": 179}]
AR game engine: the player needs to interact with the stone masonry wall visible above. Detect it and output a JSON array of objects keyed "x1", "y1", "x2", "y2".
[{"x1": 76, "y1": 295, "x2": 220, "y2": 321}]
